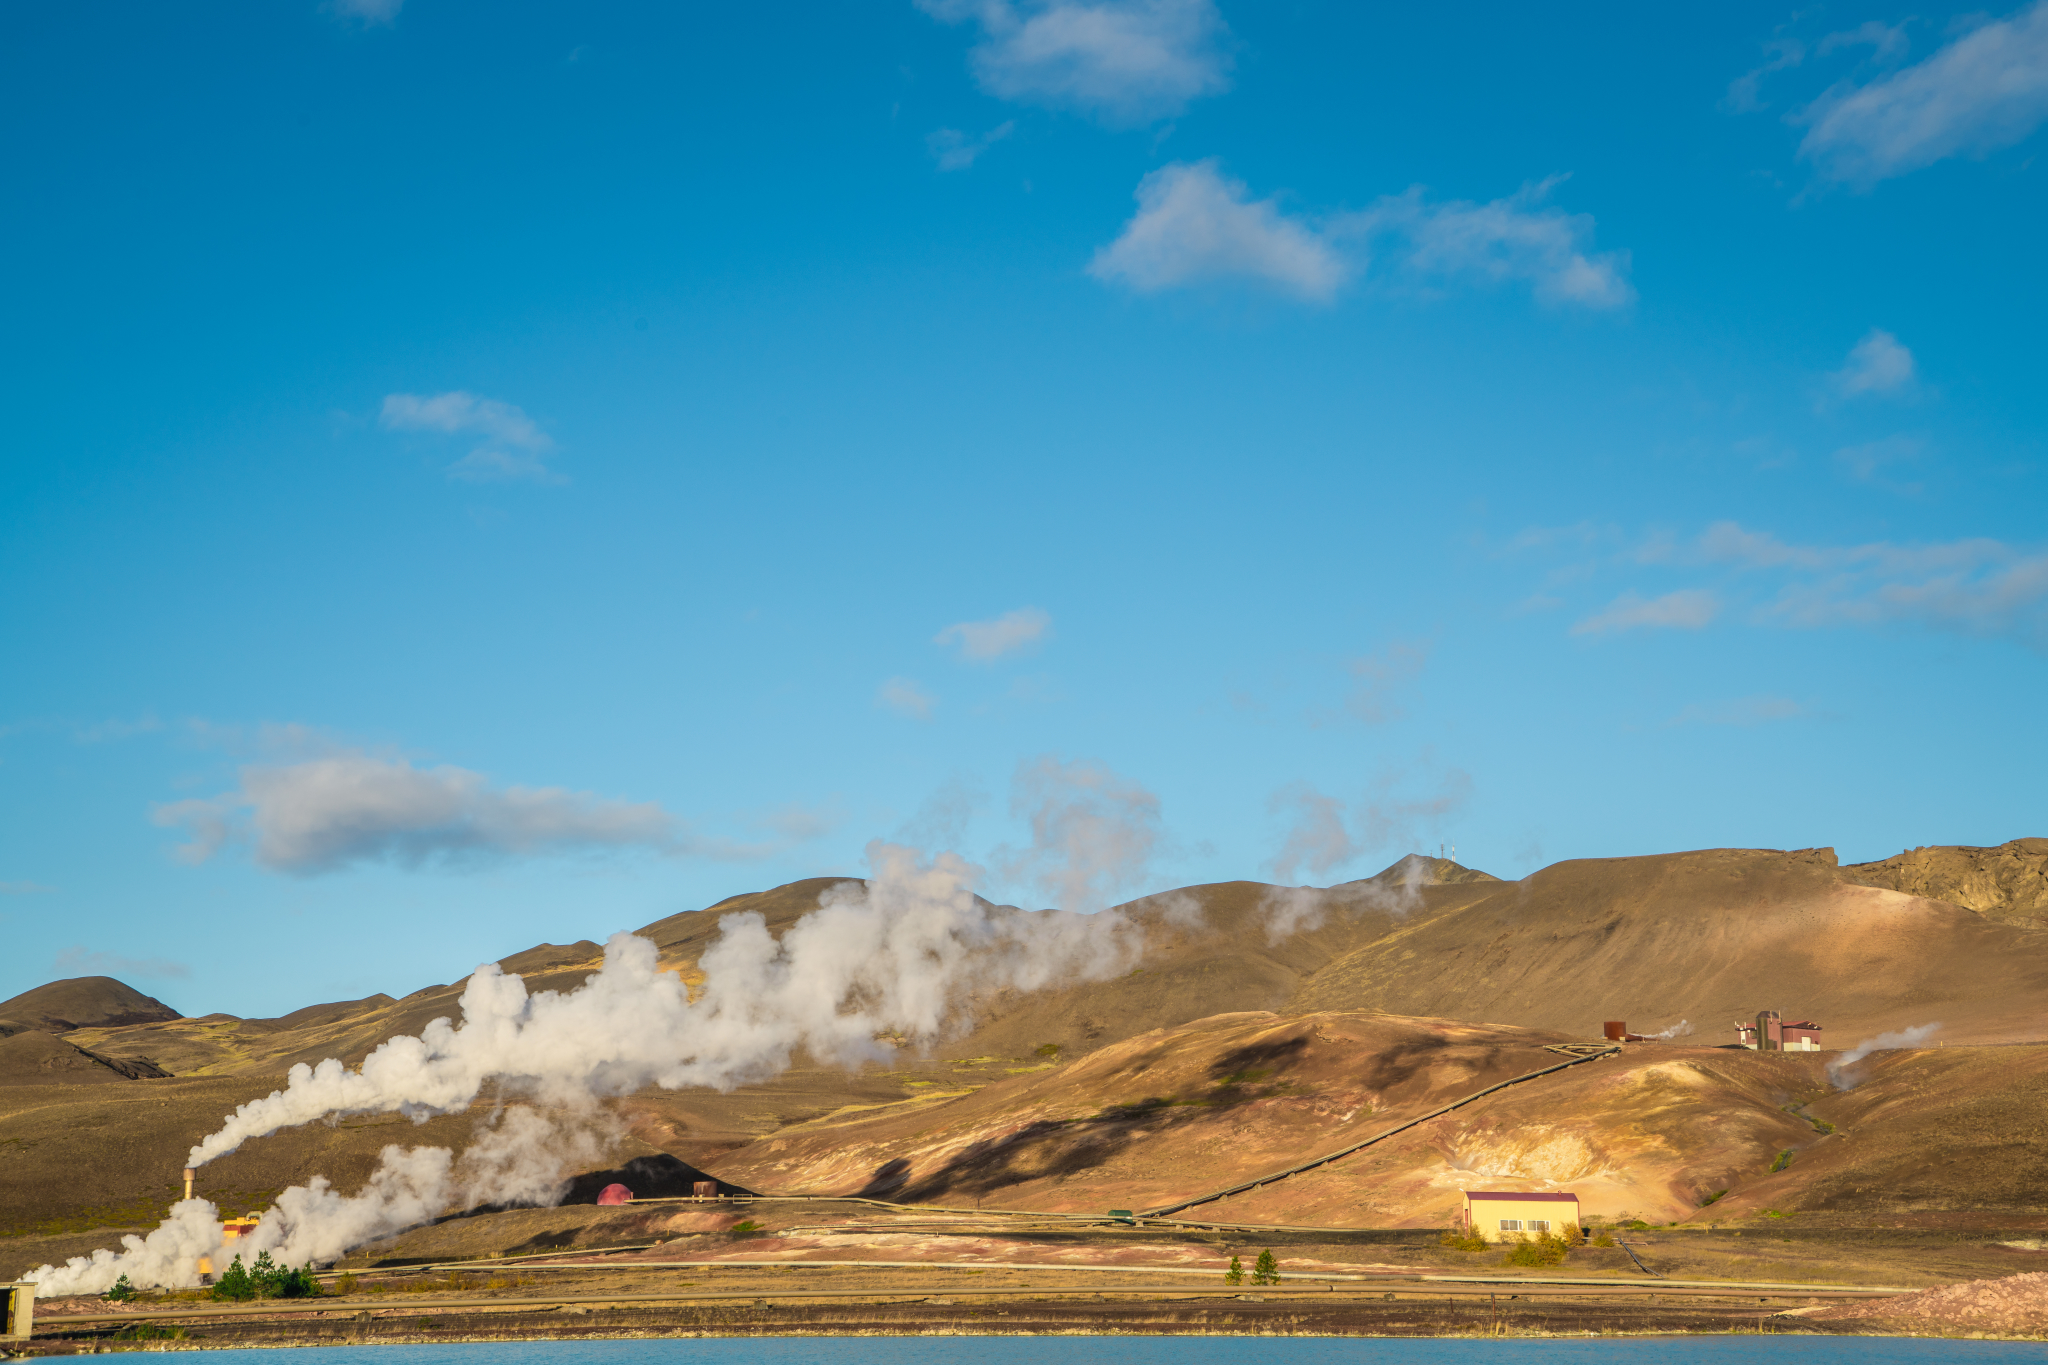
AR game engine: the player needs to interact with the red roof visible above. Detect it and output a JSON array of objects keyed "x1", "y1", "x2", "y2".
[{"x1": 1465, "y1": 1192, "x2": 1580, "y2": 1202}]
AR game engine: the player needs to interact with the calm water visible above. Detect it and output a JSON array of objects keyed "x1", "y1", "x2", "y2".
[{"x1": 186, "y1": 1340, "x2": 2047, "y2": 1365}]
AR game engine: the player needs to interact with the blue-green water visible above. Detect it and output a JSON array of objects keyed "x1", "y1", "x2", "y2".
[{"x1": 184, "y1": 1340, "x2": 2046, "y2": 1365}]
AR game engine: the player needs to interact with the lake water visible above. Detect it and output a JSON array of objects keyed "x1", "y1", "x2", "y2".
[{"x1": 185, "y1": 1339, "x2": 2047, "y2": 1365}]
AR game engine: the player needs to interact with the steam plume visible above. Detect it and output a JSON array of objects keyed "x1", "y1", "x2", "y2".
[
  {"x1": 24, "y1": 841, "x2": 1142, "y2": 1292},
  {"x1": 1260, "y1": 854, "x2": 1429, "y2": 943},
  {"x1": 1646, "y1": 1019, "x2": 1694, "y2": 1041},
  {"x1": 1827, "y1": 1022, "x2": 1941, "y2": 1089}
]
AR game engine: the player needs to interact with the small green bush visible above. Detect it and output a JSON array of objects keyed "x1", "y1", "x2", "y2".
[
  {"x1": 1592, "y1": 1232, "x2": 1616, "y2": 1248},
  {"x1": 211, "y1": 1251, "x2": 322, "y2": 1301},
  {"x1": 1769, "y1": 1149, "x2": 1795, "y2": 1173},
  {"x1": 103, "y1": 1274, "x2": 137, "y2": 1302},
  {"x1": 1699, "y1": 1190, "x2": 1729, "y2": 1207},
  {"x1": 729, "y1": 1219, "x2": 764, "y2": 1237},
  {"x1": 1034, "y1": 1043, "x2": 1062, "y2": 1060},
  {"x1": 1439, "y1": 1228, "x2": 1490, "y2": 1252},
  {"x1": 1224, "y1": 1255, "x2": 1244, "y2": 1285},
  {"x1": 1501, "y1": 1230, "x2": 1571, "y2": 1268},
  {"x1": 1251, "y1": 1250, "x2": 1280, "y2": 1285}
]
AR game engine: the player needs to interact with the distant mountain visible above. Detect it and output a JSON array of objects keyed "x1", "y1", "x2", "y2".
[{"x1": 0, "y1": 975, "x2": 182, "y2": 1036}]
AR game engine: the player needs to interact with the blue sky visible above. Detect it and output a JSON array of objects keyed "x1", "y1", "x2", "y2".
[{"x1": 3, "y1": 0, "x2": 2045, "y2": 1015}]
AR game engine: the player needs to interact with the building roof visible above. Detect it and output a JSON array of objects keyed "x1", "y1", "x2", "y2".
[{"x1": 1464, "y1": 1191, "x2": 1580, "y2": 1202}]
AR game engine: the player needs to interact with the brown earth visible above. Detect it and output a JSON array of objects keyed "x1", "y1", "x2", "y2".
[
  {"x1": 1841, "y1": 838, "x2": 2048, "y2": 927},
  {"x1": 7, "y1": 841, "x2": 2048, "y2": 1267}
]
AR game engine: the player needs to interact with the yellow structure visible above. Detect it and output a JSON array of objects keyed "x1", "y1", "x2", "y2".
[
  {"x1": 1461, "y1": 1191, "x2": 1580, "y2": 1242},
  {"x1": 2, "y1": 1282, "x2": 33, "y2": 1342},
  {"x1": 197, "y1": 1217, "x2": 263, "y2": 1281}
]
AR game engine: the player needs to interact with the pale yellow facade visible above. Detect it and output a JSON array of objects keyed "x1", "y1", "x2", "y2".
[{"x1": 1462, "y1": 1192, "x2": 1581, "y2": 1243}]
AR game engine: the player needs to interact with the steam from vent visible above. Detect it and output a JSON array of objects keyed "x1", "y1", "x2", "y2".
[
  {"x1": 27, "y1": 1108, "x2": 613, "y2": 1296},
  {"x1": 1260, "y1": 854, "x2": 1429, "y2": 943},
  {"x1": 1646, "y1": 1019, "x2": 1694, "y2": 1041},
  {"x1": 1827, "y1": 1022, "x2": 1941, "y2": 1089},
  {"x1": 24, "y1": 840, "x2": 1144, "y2": 1292}
]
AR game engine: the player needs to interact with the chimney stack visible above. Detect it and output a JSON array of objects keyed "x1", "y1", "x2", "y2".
[{"x1": 183, "y1": 1168, "x2": 195, "y2": 1202}]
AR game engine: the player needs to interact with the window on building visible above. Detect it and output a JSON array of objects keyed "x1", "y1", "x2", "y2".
[
  {"x1": 1528, "y1": 1219, "x2": 1550, "y2": 1232},
  {"x1": 1497, "y1": 1219, "x2": 1522, "y2": 1231}
]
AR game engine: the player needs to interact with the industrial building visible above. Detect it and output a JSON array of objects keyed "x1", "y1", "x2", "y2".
[
  {"x1": 1459, "y1": 1191, "x2": 1582, "y2": 1242},
  {"x1": 2, "y1": 1282, "x2": 31, "y2": 1343},
  {"x1": 1736, "y1": 1010, "x2": 1823, "y2": 1051}
]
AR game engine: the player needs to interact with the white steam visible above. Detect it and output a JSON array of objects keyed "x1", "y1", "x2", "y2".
[
  {"x1": 1827, "y1": 1021, "x2": 1941, "y2": 1089},
  {"x1": 25, "y1": 841, "x2": 1143, "y2": 1292},
  {"x1": 1260, "y1": 854, "x2": 1430, "y2": 943},
  {"x1": 1646, "y1": 1019, "x2": 1694, "y2": 1041}
]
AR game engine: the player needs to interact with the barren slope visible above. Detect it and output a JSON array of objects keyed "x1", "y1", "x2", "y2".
[{"x1": 1290, "y1": 847, "x2": 2048, "y2": 1045}]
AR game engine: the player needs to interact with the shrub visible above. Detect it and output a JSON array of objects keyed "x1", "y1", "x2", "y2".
[
  {"x1": 729, "y1": 1219, "x2": 764, "y2": 1238},
  {"x1": 1699, "y1": 1190, "x2": 1729, "y2": 1207},
  {"x1": 1034, "y1": 1043, "x2": 1062, "y2": 1060},
  {"x1": 103, "y1": 1274, "x2": 137, "y2": 1302},
  {"x1": 1769, "y1": 1149, "x2": 1795, "y2": 1173},
  {"x1": 1501, "y1": 1230, "x2": 1571, "y2": 1269},
  {"x1": 1251, "y1": 1250, "x2": 1280, "y2": 1285},
  {"x1": 1439, "y1": 1228, "x2": 1490, "y2": 1252},
  {"x1": 335, "y1": 1272, "x2": 358, "y2": 1296},
  {"x1": 1224, "y1": 1255, "x2": 1244, "y2": 1286},
  {"x1": 212, "y1": 1251, "x2": 321, "y2": 1301},
  {"x1": 1592, "y1": 1233, "x2": 1616, "y2": 1248}
]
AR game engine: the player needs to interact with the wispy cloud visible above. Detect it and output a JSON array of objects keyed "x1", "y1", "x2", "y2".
[
  {"x1": 935, "y1": 606, "x2": 1052, "y2": 661},
  {"x1": 917, "y1": 0, "x2": 1231, "y2": 125},
  {"x1": 1345, "y1": 177, "x2": 1635, "y2": 309},
  {"x1": 1266, "y1": 767, "x2": 1474, "y2": 886},
  {"x1": 1089, "y1": 161, "x2": 1345, "y2": 300},
  {"x1": 1834, "y1": 434, "x2": 1924, "y2": 488},
  {"x1": 331, "y1": 0, "x2": 402, "y2": 25},
  {"x1": 1090, "y1": 164, "x2": 1632, "y2": 308},
  {"x1": 1701, "y1": 522, "x2": 2048, "y2": 641},
  {"x1": 1798, "y1": 0, "x2": 2048, "y2": 184},
  {"x1": 1833, "y1": 328, "x2": 1917, "y2": 397},
  {"x1": 877, "y1": 676, "x2": 938, "y2": 720},
  {"x1": 53, "y1": 947, "x2": 190, "y2": 981},
  {"x1": 151, "y1": 748, "x2": 744, "y2": 874},
  {"x1": 927, "y1": 120, "x2": 1016, "y2": 170},
  {"x1": 380, "y1": 391, "x2": 563, "y2": 484},
  {"x1": 1533, "y1": 521, "x2": 2048, "y2": 648},
  {"x1": 1571, "y1": 589, "x2": 1721, "y2": 636},
  {"x1": 1665, "y1": 696, "x2": 1807, "y2": 727}
]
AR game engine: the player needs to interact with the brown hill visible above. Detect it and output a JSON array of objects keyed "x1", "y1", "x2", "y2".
[
  {"x1": 1841, "y1": 838, "x2": 2048, "y2": 927},
  {"x1": 1289, "y1": 846, "x2": 2048, "y2": 1046},
  {"x1": 0, "y1": 976, "x2": 181, "y2": 1037},
  {"x1": 709, "y1": 1007, "x2": 2048, "y2": 1228}
]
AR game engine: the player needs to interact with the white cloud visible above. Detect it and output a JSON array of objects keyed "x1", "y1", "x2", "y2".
[
  {"x1": 1818, "y1": 20, "x2": 1911, "y2": 62},
  {"x1": 1349, "y1": 177, "x2": 1635, "y2": 310},
  {"x1": 380, "y1": 391, "x2": 563, "y2": 484},
  {"x1": 151, "y1": 751, "x2": 691, "y2": 874},
  {"x1": 1090, "y1": 167, "x2": 1634, "y2": 309},
  {"x1": 934, "y1": 606, "x2": 1052, "y2": 661},
  {"x1": 877, "y1": 676, "x2": 938, "y2": 720},
  {"x1": 1088, "y1": 161, "x2": 1347, "y2": 301},
  {"x1": 1666, "y1": 696, "x2": 1807, "y2": 727},
  {"x1": 1571, "y1": 589, "x2": 1722, "y2": 636},
  {"x1": 927, "y1": 121, "x2": 1016, "y2": 171},
  {"x1": 1701, "y1": 522, "x2": 2048, "y2": 642},
  {"x1": 1799, "y1": 0, "x2": 2048, "y2": 183},
  {"x1": 917, "y1": 0, "x2": 1231, "y2": 125},
  {"x1": 332, "y1": 0, "x2": 402, "y2": 24},
  {"x1": 53, "y1": 947, "x2": 191, "y2": 981},
  {"x1": 1833, "y1": 328, "x2": 1917, "y2": 396}
]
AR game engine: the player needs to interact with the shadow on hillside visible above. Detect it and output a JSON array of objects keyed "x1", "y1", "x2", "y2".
[{"x1": 858, "y1": 1088, "x2": 1271, "y2": 1203}]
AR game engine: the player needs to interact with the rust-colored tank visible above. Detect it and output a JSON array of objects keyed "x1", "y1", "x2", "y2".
[{"x1": 596, "y1": 1183, "x2": 634, "y2": 1206}]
